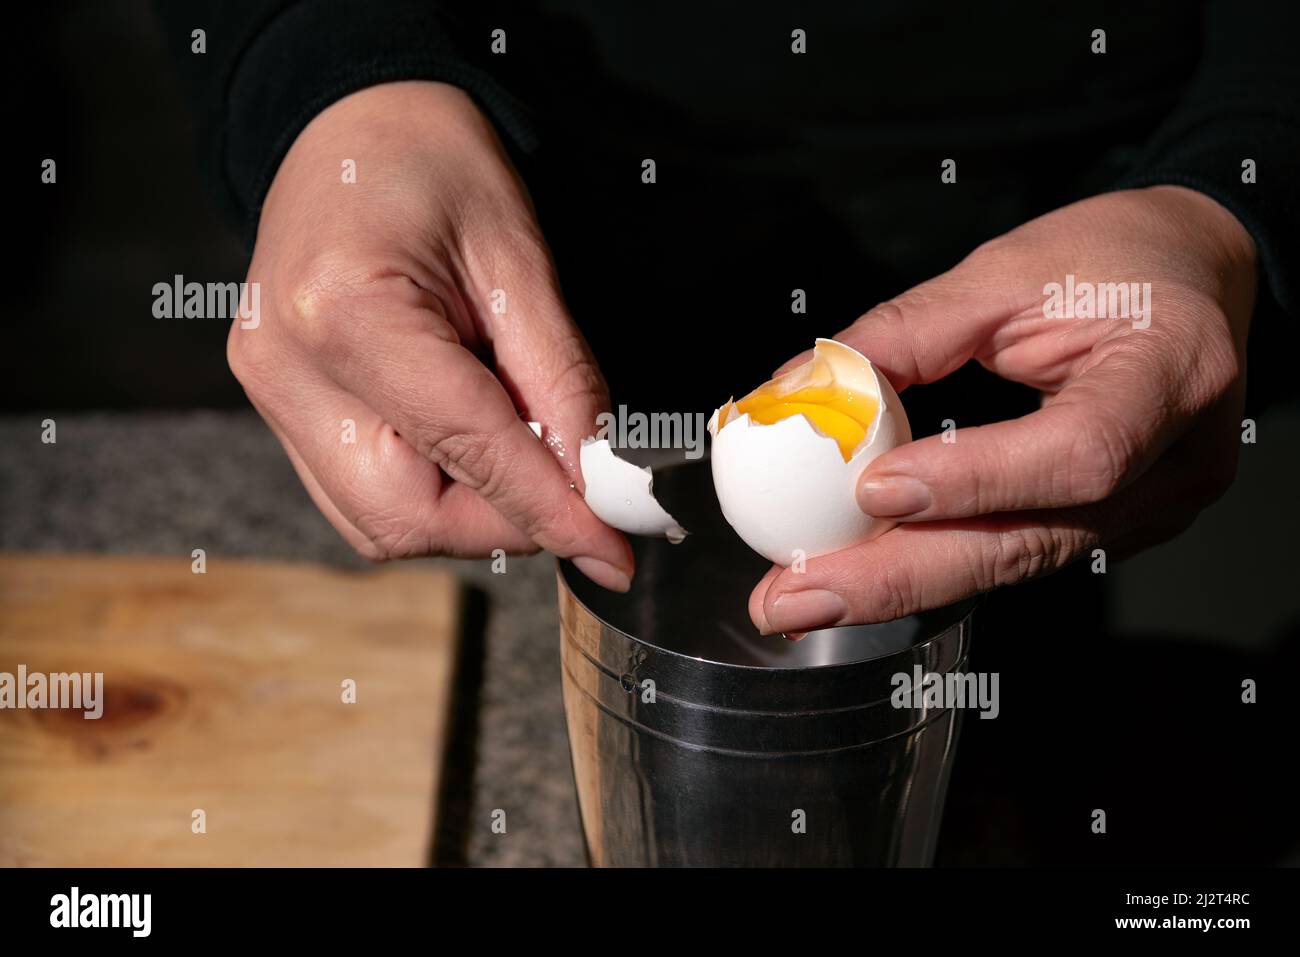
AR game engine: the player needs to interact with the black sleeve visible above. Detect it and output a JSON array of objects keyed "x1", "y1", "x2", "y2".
[
  {"x1": 154, "y1": 0, "x2": 535, "y2": 245},
  {"x1": 1115, "y1": 0, "x2": 1300, "y2": 318}
]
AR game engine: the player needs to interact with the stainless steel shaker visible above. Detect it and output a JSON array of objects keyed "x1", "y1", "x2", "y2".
[{"x1": 559, "y1": 460, "x2": 976, "y2": 866}]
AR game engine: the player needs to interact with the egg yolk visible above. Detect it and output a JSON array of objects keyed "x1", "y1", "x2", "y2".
[{"x1": 734, "y1": 384, "x2": 878, "y2": 461}]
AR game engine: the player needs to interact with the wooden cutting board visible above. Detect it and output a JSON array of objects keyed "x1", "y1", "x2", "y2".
[{"x1": 0, "y1": 553, "x2": 461, "y2": 867}]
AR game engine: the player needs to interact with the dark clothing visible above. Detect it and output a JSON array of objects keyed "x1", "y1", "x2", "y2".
[{"x1": 158, "y1": 1, "x2": 1300, "y2": 411}]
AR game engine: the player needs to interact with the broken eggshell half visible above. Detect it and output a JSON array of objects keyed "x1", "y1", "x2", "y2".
[
  {"x1": 708, "y1": 338, "x2": 911, "y2": 566},
  {"x1": 579, "y1": 438, "x2": 688, "y2": 543}
]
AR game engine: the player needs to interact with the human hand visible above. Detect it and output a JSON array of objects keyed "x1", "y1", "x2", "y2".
[
  {"x1": 228, "y1": 81, "x2": 633, "y2": 590},
  {"x1": 752, "y1": 186, "x2": 1257, "y2": 633}
]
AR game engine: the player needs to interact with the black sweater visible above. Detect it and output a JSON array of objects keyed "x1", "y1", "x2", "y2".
[{"x1": 157, "y1": 0, "x2": 1300, "y2": 410}]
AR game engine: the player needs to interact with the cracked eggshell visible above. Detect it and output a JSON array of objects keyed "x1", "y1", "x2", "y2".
[
  {"x1": 580, "y1": 438, "x2": 688, "y2": 542},
  {"x1": 707, "y1": 338, "x2": 910, "y2": 566}
]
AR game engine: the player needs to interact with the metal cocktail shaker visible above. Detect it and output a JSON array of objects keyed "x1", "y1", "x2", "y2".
[{"x1": 558, "y1": 461, "x2": 975, "y2": 866}]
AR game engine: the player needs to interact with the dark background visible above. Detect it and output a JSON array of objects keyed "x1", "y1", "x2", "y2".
[
  {"x1": 12, "y1": 2, "x2": 245, "y2": 409},
  {"x1": 7, "y1": 1, "x2": 1300, "y2": 866}
]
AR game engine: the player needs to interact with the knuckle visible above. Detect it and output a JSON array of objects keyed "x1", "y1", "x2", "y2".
[
  {"x1": 433, "y1": 430, "x2": 505, "y2": 495},
  {"x1": 280, "y1": 265, "x2": 382, "y2": 358},
  {"x1": 964, "y1": 235, "x2": 1015, "y2": 269},
  {"x1": 983, "y1": 527, "x2": 1053, "y2": 590},
  {"x1": 861, "y1": 567, "x2": 916, "y2": 623},
  {"x1": 534, "y1": 517, "x2": 582, "y2": 555},
  {"x1": 958, "y1": 235, "x2": 1032, "y2": 283},
  {"x1": 284, "y1": 276, "x2": 350, "y2": 355},
  {"x1": 354, "y1": 513, "x2": 435, "y2": 562},
  {"x1": 979, "y1": 532, "x2": 1016, "y2": 591},
  {"x1": 860, "y1": 299, "x2": 908, "y2": 334},
  {"x1": 969, "y1": 230, "x2": 1021, "y2": 259},
  {"x1": 548, "y1": 351, "x2": 607, "y2": 407},
  {"x1": 980, "y1": 524, "x2": 1076, "y2": 592},
  {"x1": 856, "y1": 299, "x2": 922, "y2": 383},
  {"x1": 1064, "y1": 408, "x2": 1136, "y2": 503}
]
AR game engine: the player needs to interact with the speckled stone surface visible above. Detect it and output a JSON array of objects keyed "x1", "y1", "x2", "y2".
[{"x1": 0, "y1": 411, "x2": 585, "y2": 867}]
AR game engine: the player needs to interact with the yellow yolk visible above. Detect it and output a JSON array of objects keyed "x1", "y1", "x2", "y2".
[{"x1": 733, "y1": 384, "x2": 878, "y2": 461}]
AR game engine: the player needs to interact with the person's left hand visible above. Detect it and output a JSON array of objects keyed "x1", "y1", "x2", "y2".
[{"x1": 751, "y1": 186, "x2": 1257, "y2": 635}]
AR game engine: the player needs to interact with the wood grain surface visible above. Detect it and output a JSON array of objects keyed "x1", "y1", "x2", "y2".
[{"x1": 0, "y1": 553, "x2": 461, "y2": 866}]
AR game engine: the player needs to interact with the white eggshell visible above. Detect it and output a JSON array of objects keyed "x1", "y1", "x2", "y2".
[
  {"x1": 580, "y1": 438, "x2": 688, "y2": 542},
  {"x1": 708, "y1": 338, "x2": 910, "y2": 565}
]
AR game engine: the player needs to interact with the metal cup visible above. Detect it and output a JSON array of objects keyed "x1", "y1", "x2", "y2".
[{"x1": 559, "y1": 460, "x2": 975, "y2": 866}]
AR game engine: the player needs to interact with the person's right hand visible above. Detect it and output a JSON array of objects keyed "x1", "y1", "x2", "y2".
[{"x1": 228, "y1": 81, "x2": 633, "y2": 591}]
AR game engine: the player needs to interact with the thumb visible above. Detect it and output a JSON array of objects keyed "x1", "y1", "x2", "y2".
[{"x1": 776, "y1": 250, "x2": 1022, "y2": 391}]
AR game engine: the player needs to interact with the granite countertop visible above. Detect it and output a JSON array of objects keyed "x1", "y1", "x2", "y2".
[{"x1": 0, "y1": 410, "x2": 581, "y2": 867}]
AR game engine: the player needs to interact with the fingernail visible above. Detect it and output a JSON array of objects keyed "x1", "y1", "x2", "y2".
[
  {"x1": 858, "y1": 475, "x2": 932, "y2": 517},
  {"x1": 768, "y1": 590, "x2": 847, "y2": 632},
  {"x1": 573, "y1": 556, "x2": 632, "y2": 593},
  {"x1": 782, "y1": 631, "x2": 808, "y2": 642}
]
